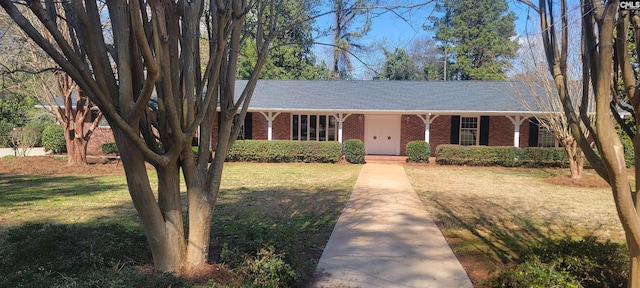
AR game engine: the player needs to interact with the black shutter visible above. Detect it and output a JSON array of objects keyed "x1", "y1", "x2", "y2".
[
  {"x1": 479, "y1": 116, "x2": 490, "y2": 146},
  {"x1": 528, "y1": 118, "x2": 539, "y2": 147},
  {"x1": 450, "y1": 116, "x2": 460, "y2": 144},
  {"x1": 244, "y1": 113, "x2": 252, "y2": 139}
]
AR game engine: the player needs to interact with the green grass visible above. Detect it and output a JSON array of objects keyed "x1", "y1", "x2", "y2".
[
  {"x1": 404, "y1": 165, "x2": 626, "y2": 287},
  {"x1": 0, "y1": 162, "x2": 361, "y2": 287}
]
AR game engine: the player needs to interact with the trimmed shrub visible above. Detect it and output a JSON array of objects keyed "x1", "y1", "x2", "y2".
[
  {"x1": 226, "y1": 140, "x2": 342, "y2": 163},
  {"x1": 101, "y1": 142, "x2": 118, "y2": 154},
  {"x1": 519, "y1": 147, "x2": 569, "y2": 168},
  {"x1": 191, "y1": 146, "x2": 212, "y2": 162},
  {"x1": 26, "y1": 113, "x2": 56, "y2": 146},
  {"x1": 406, "y1": 141, "x2": 430, "y2": 163},
  {"x1": 436, "y1": 145, "x2": 519, "y2": 167},
  {"x1": 436, "y1": 145, "x2": 573, "y2": 168},
  {"x1": 41, "y1": 125, "x2": 66, "y2": 153},
  {"x1": 621, "y1": 133, "x2": 635, "y2": 168},
  {"x1": 343, "y1": 139, "x2": 365, "y2": 164}
]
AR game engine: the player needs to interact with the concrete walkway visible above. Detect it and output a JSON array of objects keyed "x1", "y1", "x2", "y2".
[{"x1": 313, "y1": 164, "x2": 473, "y2": 288}]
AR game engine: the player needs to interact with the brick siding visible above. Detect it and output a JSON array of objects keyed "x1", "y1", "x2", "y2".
[
  {"x1": 343, "y1": 114, "x2": 365, "y2": 141},
  {"x1": 273, "y1": 113, "x2": 290, "y2": 140},
  {"x1": 400, "y1": 115, "x2": 426, "y2": 155},
  {"x1": 429, "y1": 115, "x2": 452, "y2": 156},
  {"x1": 87, "y1": 127, "x2": 115, "y2": 155},
  {"x1": 252, "y1": 112, "x2": 267, "y2": 140},
  {"x1": 488, "y1": 116, "x2": 515, "y2": 146},
  {"x1": 86, "y1": 113, "x2": 536, "y2": 156}
]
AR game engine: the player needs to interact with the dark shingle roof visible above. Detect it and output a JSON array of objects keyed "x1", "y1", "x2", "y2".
[{"x1": 236, "y1": 80, "x2": 539, "y2": 114}]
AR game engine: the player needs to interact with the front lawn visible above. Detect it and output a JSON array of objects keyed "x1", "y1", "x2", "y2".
[
  {"x1": 405, "y1": 165, "x2": 627, "y2": 287},
  {"x1": 0, "y1": 157, "x2": 361, "y2": 287}
]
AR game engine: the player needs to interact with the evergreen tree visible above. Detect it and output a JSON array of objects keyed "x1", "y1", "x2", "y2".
[
  {"x1": 431, "y1": 0, "x2": 518, "y2": 80},
  {"x1": 237, "y1": 1, "x2": 334, "y2": 80},
  {"x1": 378, "y1": 48, "x2": 419, "y2": 80}
]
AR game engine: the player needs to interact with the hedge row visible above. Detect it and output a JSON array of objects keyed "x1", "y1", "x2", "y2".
[
  {"x1": 436, "y1": 144, "x2": 572, "y2": 168},
  {"x1": 226, "y1": 140, "x2": 342, "y2": 163}
]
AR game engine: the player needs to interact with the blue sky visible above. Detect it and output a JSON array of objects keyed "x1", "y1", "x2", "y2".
[{"x1": 311, "y1": 0, "x2": 581, "y2": 79}]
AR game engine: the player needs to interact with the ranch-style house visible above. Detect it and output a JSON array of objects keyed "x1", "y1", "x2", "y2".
[{"x1": 86, "y1": 80, "x2": 558, "y2": 156}]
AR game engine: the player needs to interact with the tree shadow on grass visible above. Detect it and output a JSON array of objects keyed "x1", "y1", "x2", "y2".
[
  {"x1": 0, "y1": 173, "x2": 126, "y2": 206},
  {"x1": 427, "y1": 194, "x2": 628, "y2": 287},
  {"x1": 209, "y1": 186, "x2": 352, "y2": 287},
  {"x1": 0, "y1": 178, "x2": 353, "y2": 287},
  {"x1": 0, "y1": 222, "x2": 190, "y2": 287}
]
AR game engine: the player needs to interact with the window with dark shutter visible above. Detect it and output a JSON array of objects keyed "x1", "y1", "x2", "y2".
[
  {"x1": 528, "y1": 118, "x2": 539, "y2": 147},
  {"x1": 479, "y1": 116, "x2": 490, "y2": 146},
  {"x1": 244, "y1": 113, "x2": 252, "y2": 139},
  {"x1": 450, "y1": 116, "x2": 460, "y2": 144}
]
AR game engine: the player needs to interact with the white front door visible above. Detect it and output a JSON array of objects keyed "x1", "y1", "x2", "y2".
[{"x1": 364, "y1": 114, "x2": 401, "y2": 155}]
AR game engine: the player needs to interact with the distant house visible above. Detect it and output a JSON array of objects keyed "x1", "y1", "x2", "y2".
[
  {"x1": 88, "y1": 80, "x2": 558, "y2": 156},
  {"x1": 210, "y1": 80, "x2": 559, "y2": 156}
]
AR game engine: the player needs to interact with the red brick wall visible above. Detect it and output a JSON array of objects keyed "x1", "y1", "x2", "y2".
[
  {"x1": 87, "y1": 127, "x2": 115, "y2": 155},
  {"x1": 519, "y1": 118, "x2": 532, "y2": 148},
  {"x1": 487, "y1": 116, "x2": 535, "y2": 148},
  {"x1": 400, "y1": 115, "x2": 426, "y2": 155},
  {"x1": 250, "y1": 113, "x2": 532, "y2": 155},
  {"x1": 252, "y1": 112, "x2": 267, "y2": 140},
  {"x1": 343, "y1": 114, "x2": 365, "y2": 141},
  {"x1": 429, "y1": 115, "x2": 451, "y2": 156},
  {"x1": 211, "y1": 112, "x2": 220, "y2": 150},
  {"x1": 488, "y1": 116, "x2": 515, "y2": 146},
  {"x1": 273, "y1": 113, "x2": 290, "y2": 140},
  {"x1": 250, "y1": 112, "x2": 290, "y2": 140}
]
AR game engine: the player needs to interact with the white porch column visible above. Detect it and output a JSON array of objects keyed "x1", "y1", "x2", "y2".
[
  {"x1": 260, "y1": 112, "x2": 281, "y2": 140},
  {"x1": 335, "y1": 113, "x2": 352, "y2": 143},
  {"x1": 417, "y1": 113, "x2": 439, "y2": 144},
  {"x1": 507, "y1": 115, "x2": 527, "y2": 147}
]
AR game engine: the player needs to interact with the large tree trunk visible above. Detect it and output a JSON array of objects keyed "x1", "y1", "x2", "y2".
[
  {"x1": 185, "y1": 118, "x2": 232, "y2": 265},
  {"x1": 113, "y1": 128, "x2": 187, "y2": 271}
]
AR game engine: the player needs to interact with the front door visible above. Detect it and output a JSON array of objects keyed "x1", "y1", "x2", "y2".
[{"x1": 364, "y1": 114, "x2": 401, "y2": 155}]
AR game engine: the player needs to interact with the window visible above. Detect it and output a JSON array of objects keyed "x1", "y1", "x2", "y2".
[
  {"x1": 537, "y1": 126, "x2": 556, "y2": 147},
  {"x1": 460, "y1": 117, "x2": 478, "y2": 146},
  {"x1": 292, "y1": 114, "x2": 337, "y2": 141},
  {"x1": 233, "y1": 113, "x2": 252, "y2": 140}
]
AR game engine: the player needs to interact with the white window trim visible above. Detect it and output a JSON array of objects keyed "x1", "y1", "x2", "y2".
[
  {"x1": 291, "y1": 114, "x2": 338, "y2": 141},
  {"x1": 537, "y1": 125, "x2": 559, "y2": 148},
  {"x1": 460, "y1": 116, "x2": 480, "y2": 146}
]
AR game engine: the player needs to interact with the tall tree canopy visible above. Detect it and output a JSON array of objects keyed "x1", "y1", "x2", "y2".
[
  {"x1": 432, "y1": 0, "x2": 518, "y2": 80},
  {"x1": 237, "y1": 0, "x2": 334, "y2": 80},
  {"x1": 0, "y1": 0, "x2": 308, "y2": 273}
]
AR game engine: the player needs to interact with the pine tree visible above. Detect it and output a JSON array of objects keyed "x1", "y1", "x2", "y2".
[{"x1": 432, "y1": 0, "x2": 518, "y2": 80}]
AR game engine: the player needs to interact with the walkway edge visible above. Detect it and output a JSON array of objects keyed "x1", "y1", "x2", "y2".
[{"x1": 312, "y1": 163, "x2": 473, "y2": 288}]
